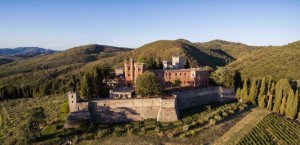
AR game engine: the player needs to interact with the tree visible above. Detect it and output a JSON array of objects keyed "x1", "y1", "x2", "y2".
[
  {"x1": 80, "y1": 73, "x2": 93, "y2": 99},
  {"x1": 236, "y1": 87, "x2": 241, "y2": 99},
  {"x1": 20, "y1": 107, "x2": 47, "y2": 141},
  {"x1": 258, "y1": 77, "x2": 266, "y2": 107},
  {"x1": 241, "y1": 78, "x2": 248, "y2": 102},
  {"x1": 248, "y1": 78, "x2": 257, "y2": 105},
  {"x1": 93, "y1": 67, "x2": 104, "y2": 98},
  {"x1": 157, "y1": 57, "x2": 163, "y2": 69},
  {"x1": 135, "y1": 71, "x2": 163, "y2": 96},
  {"x1": 210, "y1": 66, "x2": 236, "y2": 88},
  {"x1": 172, "y1": 79, "x2": 181, "y2": 87},
  {"x1": 137, "y1": 56, "x2": 157, "y2": 69},
  {"x1": 280, "y1": 90, "x2": 288, "y2": 115},
  {"x1": 273, "y1": 81, "x2": 283, "y2": 113},
  {"x1": 286, "y1": 89, "x2": 299, "y2": 119},
  {"x1": 184, "y1": 60, "x2": 190, "y2": 69},
  {"x1": 285, "y1": 89, "x2": 295, "y2": 118},
  {"x1": 267, "y1": 82, "x2": 275, "y2": 110},
  {"x1": 258, "y1": 95, "x2": 266, "y2": 108}
]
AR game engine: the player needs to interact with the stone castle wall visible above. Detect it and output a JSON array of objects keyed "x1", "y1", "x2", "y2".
[{"x1": 68, "y1": 87, "x2": 235, "y2": 123}]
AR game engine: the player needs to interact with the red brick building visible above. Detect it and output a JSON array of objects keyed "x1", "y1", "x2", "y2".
[{"x1": 123, "y1": 58, "x2": 210, "y2": 88}]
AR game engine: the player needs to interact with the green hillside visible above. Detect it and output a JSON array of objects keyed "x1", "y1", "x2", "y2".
[
  {"x1": 228, "y1": 41, "x2": 300, "y2": 80},
  {"x1": 195, "y1": 39, "x2": 263, "y2": 59},
  {"x1": 0, "y1": 44, "x2": 131, "y2": 99},
  {"x1": 84, "y1": 39, "x2": 238, "y2": 69}
]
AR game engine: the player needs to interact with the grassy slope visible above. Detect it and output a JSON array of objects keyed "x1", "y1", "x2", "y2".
[{"x1": 228, "y1": 41, "x2": 300, "y2": 80}]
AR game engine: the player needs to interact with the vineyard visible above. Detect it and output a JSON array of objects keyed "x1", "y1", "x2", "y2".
[{"x1": 235, "y1": 113, "x2": 300, "y2": 145}]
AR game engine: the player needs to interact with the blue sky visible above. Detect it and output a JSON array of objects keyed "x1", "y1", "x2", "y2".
[{"x1": 0, "y1": 0, "x2": 299, "y2": 50}]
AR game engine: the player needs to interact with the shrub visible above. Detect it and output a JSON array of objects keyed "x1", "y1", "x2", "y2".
[
  {"x1": 222, "y1": 112, "x2": 228, "y2": 117},
  {"x1": 140, "y1": 127, "x2": 146, "y2": 132},
  {"x1": 155, "y1": 126, "x2": 161, "y2": 133},
  {"x1": 214, "y1": 115, "x2": 222, "y2": 121},
  {"x1": 183, "y1": 125, "x2": 190, "y2": 131},
  {"x1": 167, "y1": 132, "x2": 174, "y2": 138},
  {"x1": 239, "y1": 106, "x2": 245, "y2": 111},
  {"x1": 60, "y1": 101, "x2": 69, "y2": 114},
  {"x1": 209, "y1": 119, "x2": 216, "y2": 126},
  {"x1": 127, "y1": 127, "x2": 134, "y2": 135},
  {"x1": 113, "y1": 127, "x2": 124, "y2": 137},
  {"x1": 229, "y1": 109, "x2": 235, "y2": 114},
  {"x1": 97, "y1": 129, "x2": 108, "y2": 138}
]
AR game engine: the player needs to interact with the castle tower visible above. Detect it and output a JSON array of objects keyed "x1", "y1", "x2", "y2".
[
  {"x1": 68, "y1": 91, "x2": 78, "y2": 112},
  {"x1": 124, "y1": 58, "x2": 135, "y2": 86},
  {"x1": 163, "y1": 61, "x2": 169, "y2": 70},
  {"x1": 172, "y1": 56, "x2": 185, "y2": 69}
]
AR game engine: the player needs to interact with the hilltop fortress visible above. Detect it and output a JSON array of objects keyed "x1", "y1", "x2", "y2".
[{"x1": 66, "y1": 57, "x2": 235, "y2": 125}]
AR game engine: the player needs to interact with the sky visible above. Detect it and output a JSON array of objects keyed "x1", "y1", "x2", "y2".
[{"x1": 0, "y1": 0, "x2": 299, "y2": 50}]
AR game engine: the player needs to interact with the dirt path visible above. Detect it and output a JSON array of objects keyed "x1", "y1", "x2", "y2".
[{"x1": 213, "y1": 107, "x2": 271, "y2": 145}]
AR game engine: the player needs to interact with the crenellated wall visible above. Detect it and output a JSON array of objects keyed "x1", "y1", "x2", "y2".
[{"x1": 68, "y1": 87, "x2": 235, "y2": 124}]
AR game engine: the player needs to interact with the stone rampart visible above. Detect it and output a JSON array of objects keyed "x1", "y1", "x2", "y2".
[{"x1": 68, "y1": 87, "x2": 235, "y2": 124}]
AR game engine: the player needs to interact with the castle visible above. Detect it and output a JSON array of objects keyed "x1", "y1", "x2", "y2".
[
  {"x1": 65, "y1": 56, "x2": 234, "y2": 126},
  {"x1": 122, "y1": 56, "x2": 210, "y2": 88}
]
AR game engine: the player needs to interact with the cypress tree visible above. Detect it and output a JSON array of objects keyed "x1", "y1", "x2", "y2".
[
  {"x1": 290, "y1": 89, "x2": 299, "y2": 119},
  {"x1": 80, "y1": 73, "x2": 93, "y2": 100},
  {"x1": 280, "y1": 91, "x2": 287, "y2": 115},
  {"x1": 258, "y1": 77, "x2": 266, "y2": 107},
  {"x1": 248, "y1": 78, "x2": 257, "y2": 105},
  {"x1": 267, "y1": 82, "x2": 275, "y2": 110},
  {"x1": 236, "y1": 87, "x2": 241, "y2": 99},
  {"x1": 258, "y1": 95, "x2": 266, "y2": 108},
  {"x1": 273, "y1": 81, "x2": 283, "y2": 113},
  {"x1": 285, "y1": 89, "x2": 295, "y2": 118},
  {"x1": 93, "y1": 67, "x2": 104, "y2": 98},
  {"x1": 241, "y1": 79, "x2": 248, "y2": 102}
]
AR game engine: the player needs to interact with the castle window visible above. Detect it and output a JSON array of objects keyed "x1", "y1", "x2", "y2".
[
  {"x1": 128, "y1": 74, "x2": 130, "y2": 76},
  {"x1": 169, "y1": 73, "x2": 171, "y2": 76},
  {"x1": 71, "y1": 95, "x2": 73, "y2": 98},
  {"x1": 184, "y1": 73, "x2": 186, "y2": 76},
  {"x1": 128, "y1": 67, "x2": 130, "y2": 70},
  {"x1": 180, "y1": 73, "x2": 181, "y2": 76},
  {"x1": 175, "y1": 73, "x2": 177, "y2": 76},
  {"x1": 72, "y1": 101, "x2": 73, "y2": 103}
]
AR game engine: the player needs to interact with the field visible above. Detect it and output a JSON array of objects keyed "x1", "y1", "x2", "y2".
[
  {"x1": 235, "y1": 113, "x2": 300, "y2": 145},
  {"x1": 0, "y1": 95, "x2": 68, "y2": 144},
  {"x1": 214, "y1": 108, "x2": 271, "y2": 144}
]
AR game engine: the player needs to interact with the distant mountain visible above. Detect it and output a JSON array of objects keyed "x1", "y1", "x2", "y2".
[
  {"x1": 0, "y1": 47, "x2": 58, "y2": 65},
  {"x1": 0, "y1": 47, "x2": 57, "y2": 56}
]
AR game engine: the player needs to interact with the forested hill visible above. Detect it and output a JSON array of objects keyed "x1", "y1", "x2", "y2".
[
  {"x1": 194, "y1": 40, "x2": 263, "y2": 59},
  {"x1": 0, "y1": 44, "x2": 131, "y2": 99},
  {"x1": 84, "y1": 39, "x2": 242, "y2": 70},
  {"x1": 228, "y1": 41, "x2": 300, "y2": 80}
]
